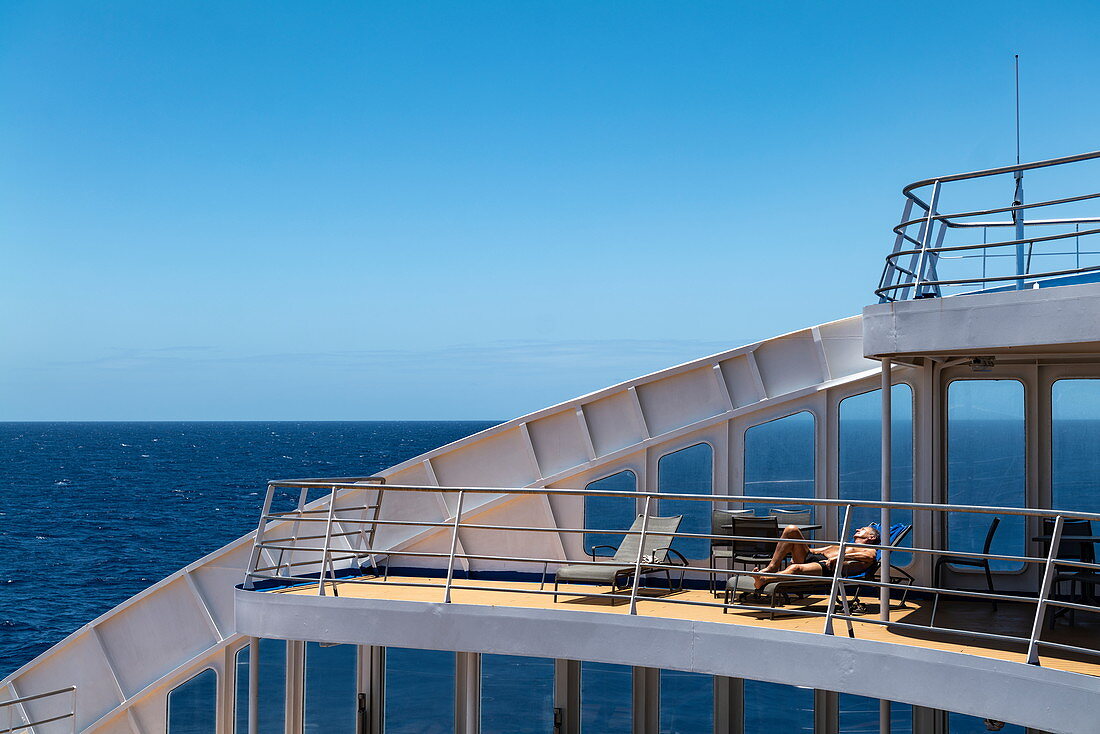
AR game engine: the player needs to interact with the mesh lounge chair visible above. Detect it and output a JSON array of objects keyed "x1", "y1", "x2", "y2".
[
  {"x1": 846, "y1": 522, "x2": 914, "y2": 613},
  {"x1": 554, "y1": 515, "x2": 687, "y2": 603},
  {"x1": 1044, "y1": 518, "x2": 1096, "y2": 627},
  {"x1": 723, "y1": 523, "x2": 911, "y2": 620}
]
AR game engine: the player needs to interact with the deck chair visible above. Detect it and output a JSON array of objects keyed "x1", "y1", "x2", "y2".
[
  {"x1": 723, "y1": 523, "x2": 910, "y2": 620},
  {"x1": 709, "y1": 509, "x2": 754, "y2": 595},
  {"x1": 554, "y1": 515, "x2": 687, "y2": 603},
  {"x1": 846, "y1": 522, "x2": 914, "y2": 613}
]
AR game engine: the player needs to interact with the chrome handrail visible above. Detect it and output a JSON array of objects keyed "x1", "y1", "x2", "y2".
[
  {"x1": 0, "y1": 686, "x2": 77, "y2": 734},
  {"x1": 243, "y1": 480, "x2": 1100, "y2": 672},
  {"x1": 877, "y1": 150, "x2": 1100, "y2": 301}
]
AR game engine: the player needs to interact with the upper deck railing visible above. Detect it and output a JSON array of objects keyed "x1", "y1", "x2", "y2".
[
  {"x1": 876, "y1": 150, "x2": 1100, "y2": 302},
  {"x1": 242, "y1": 479, "x2": 1100, "y2": 672}
]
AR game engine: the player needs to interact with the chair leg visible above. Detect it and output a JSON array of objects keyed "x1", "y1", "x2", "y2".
[
  {"x1": 553, "y1": 579, "x2": 559, "y2": 603},
  {"x1": 983, "y1": 561, "x2": 997, "y2": 611}
]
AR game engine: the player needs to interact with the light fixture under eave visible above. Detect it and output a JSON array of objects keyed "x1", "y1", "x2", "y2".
[{"x1": 968, "y1": 356, "x2": 996, "y2": 372}]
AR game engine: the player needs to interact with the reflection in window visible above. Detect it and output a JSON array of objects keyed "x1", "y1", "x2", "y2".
[
  {"x1": 167, "y1": 669, "x2": 217, "y2": 734},
  {"x1": 838, "y1": 693, "x2": 912, "y2": 733},
  {"x1": 947, "y1": 380, "x2": 1026, "y2": 572},
  {"x1": 659, "y1": 669, "x2": 712, "y2": 733},
  {"x1": 304, "y1": 643, "x2": 357, "y2": 733},
  {"x1": 948, "y1": 712, "x2": 1025, "y2": 733},
  {"x1": 657, "y1": 443, "x2": 713, "y2": 559},
  {"x1": 482, "y1": 655, "x2": 555, "y2": 733},
  {"x1": 744, "y1": 412, "x2": 816, "y2": 517},
  {"x1": 839, "y1": 385, "x2": 914, "y2": 564},
  {"x1": 234, "y1": 646, "x2": 249, "y2": 734},
  {"x1": 744, "y1": 680, "x2": 812, "y2": 733},
  {"x1": 385, "y1": 648, "x2": 455, "y2": 734},
  {"x1": 258, "y1": 638, "x2": 286, "y2": 734},
  {"x1": 584, "y1": 471, "x2": 637, "y2": 555},
  {"x1": 1052, "y1": 379, "x2": 1100, "y2": 514},
  {"x1": 581, "y1": 662, "x2": 631, "y2": 734}
]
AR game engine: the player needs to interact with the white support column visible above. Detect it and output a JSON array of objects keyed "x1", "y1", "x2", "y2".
[
  {"x1": 880, "y1": 358, "x2": 893, "y2": 734},
  {"x1": 286, "y1": 641, "x2": 304, "y2": 734},
  {"x1": 248, "y1": 637, "x2": 259, "y2": 734},
  {"x1": 358, "y1": 645, "x2": 384, "y2": 734}
]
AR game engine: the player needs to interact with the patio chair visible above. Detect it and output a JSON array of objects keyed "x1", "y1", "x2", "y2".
[
  {"x1": 930, "y1": 516, "x2": 1000, "y2": 626},
  {"x1": 553, "y1": 515, "x2": 687, "y2": 603},
  {"x1": 730, "y1": 515, "x2": 781, "y2": 566},
  {"x1": 709, "y1": 509, "x2": 754, "y2": 595},
  {"x1": 771, "y1": 508, "x2": 814, "y2": 534},
  {"x1": 1044, "y1": 518, "x2": 1096, "y2": 626}
]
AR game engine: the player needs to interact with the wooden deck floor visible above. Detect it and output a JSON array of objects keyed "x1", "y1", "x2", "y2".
[{"x1": 275, "y1": 576, "x2": 1100, "y2": 677}]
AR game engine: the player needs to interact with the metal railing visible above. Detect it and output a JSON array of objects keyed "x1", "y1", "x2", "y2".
[
  {"x1": 876, "y1": 150, "x2": 1100, "y2": 301},
  {"x1": 243, "y1": 480, "x2": 1100, "y2": 670},
  {"x1": 0, "y1": 687, "x2": 76, "y2": 734}
]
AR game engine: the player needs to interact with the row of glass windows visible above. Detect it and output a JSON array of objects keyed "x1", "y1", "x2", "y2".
[
  {"x1": 168, "y1": 645, "x2": 1023, "y2": 733},
  {"x1": 584, "y1": 378, "x2": 1100, "y2": 568}
]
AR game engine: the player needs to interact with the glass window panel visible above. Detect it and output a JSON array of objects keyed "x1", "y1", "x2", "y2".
[
  {"x1": 584, "y1": 471, "x2": 638, "y2": 555},
  {"x1": 385, "y1": 648, "x2": 455, "y2": 734},
  {"x1": 581, "y1": 661, "x2": 631, "y2": 734},
  {"x1": 744, "y1": 412, "x2": 816, "y2": 518},
  {"x1": 234, "y1": 646, "x2": 249, "y2": 734},
  {"x1": 948, "y1": 712, "x2": 1025, "y2": 733},
  {"x1": 481, "y1": 654, "x2": 555, "y2": 734},
  {"x1": 1052, "y1": 379, "x2": 1100, "y2": 514},
  {"x1": 839, "y1": 385, "x2": 914, "y2": 564},
  {"x1": 657, "y1": 443, "x2": 713, "y2": 559},
  {"x1": 947, "y1": 380, "x2": 1026, "y2": 572},
  {"x1": 304, "y1": 643, "x2": 357, "y2": 733},
  {"x1": 659, "y1": 669, "x2": 712, "y2": 733},
  {"x1": 838, "y1": 694, "x2": 912, "y2": 733},
  {"x1": 167, "y1": 668, "x2": 217, "y2": 734},
  {"x1": 743, "y1": 680, "x2": 813, "y2": 733},
  {"x1": 258, "y1": 638, "x2": 286, "y2": 734}
]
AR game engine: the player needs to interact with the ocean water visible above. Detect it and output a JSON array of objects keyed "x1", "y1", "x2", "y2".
[{"x1": 0, "y1": 421, "x2": 496, "y2": 677}]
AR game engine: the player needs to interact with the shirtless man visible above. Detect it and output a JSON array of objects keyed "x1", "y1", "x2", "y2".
[{"x1": 753, "y1": 525, "x2": 879, "y2": 589}]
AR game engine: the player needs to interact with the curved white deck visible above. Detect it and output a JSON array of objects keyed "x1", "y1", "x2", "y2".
[{"x1": 236, "y1": 588, "x2": 1100, "y2": 734}]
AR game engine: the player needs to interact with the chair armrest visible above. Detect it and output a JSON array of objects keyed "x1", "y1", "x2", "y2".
[
  {"x1": 589, "y1": 545, "x2": 618, "y2": 560},
  {"x1": 652, "y1": 547, "x2": 689, "y2": 566}
]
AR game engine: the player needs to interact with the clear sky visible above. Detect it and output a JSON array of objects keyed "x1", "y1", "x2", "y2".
[{"x1": 3, "y1": 2, "x2": 1100, "y2": 420}]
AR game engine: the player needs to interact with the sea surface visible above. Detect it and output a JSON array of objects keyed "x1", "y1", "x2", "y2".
[{"x1": 0, "y1": 421, "x2": 496, "y2": 677}]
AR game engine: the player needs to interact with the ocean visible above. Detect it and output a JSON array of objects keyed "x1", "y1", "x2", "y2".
[{"x1": 2, "y1": 419, "x2": 1055, "y2": 733}]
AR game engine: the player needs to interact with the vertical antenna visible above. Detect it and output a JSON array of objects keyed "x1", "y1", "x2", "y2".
[
  {"x1": 1013, "y1": 54, "x2": 1025, "y2": 288},
  {"x1": 1015, "y1": 54, "x2": 1021, "y2": 165}
]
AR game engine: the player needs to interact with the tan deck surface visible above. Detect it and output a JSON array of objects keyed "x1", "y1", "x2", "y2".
[{"x1": 274, "y1": 576, "x2": 1100, "y2": 677}]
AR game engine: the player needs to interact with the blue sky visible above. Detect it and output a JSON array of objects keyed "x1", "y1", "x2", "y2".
[{"x1": 3, "y1": 2, "x2": 1100, "y2": 420}]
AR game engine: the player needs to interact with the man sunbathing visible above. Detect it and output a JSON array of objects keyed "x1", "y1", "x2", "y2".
[{"x1": 753, "y1": 525, "x2": 879, "y2": 589}]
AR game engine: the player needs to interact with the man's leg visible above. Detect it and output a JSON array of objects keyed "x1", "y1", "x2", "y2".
[
  {"x1": 758, "y1": 525, "x2": 809, "y2": 574},
  {"x1": 755, "y1": 560, "x2": 823, "y2": 589}
]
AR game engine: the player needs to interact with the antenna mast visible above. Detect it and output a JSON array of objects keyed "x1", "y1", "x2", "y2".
[{"x1": 1013, "y1": 54, "x2": 1026, "y2": 289}]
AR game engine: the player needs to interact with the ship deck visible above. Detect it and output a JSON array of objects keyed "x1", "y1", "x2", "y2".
[{"x1": 272, "y1": 576, "x2": 1100, "y2": 678}]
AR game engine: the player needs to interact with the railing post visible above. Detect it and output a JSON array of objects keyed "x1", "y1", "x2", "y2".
[
  {"x1": 443, "y1": 490, "x2": 466, "y2": 604},
  {"x1": 318, "y1": 485, "x2": 339, "y2": 596},
  {"x1": 243, "y1": 483, "x2": 277, "y2": 590},
  {"x1": 912, "y1": 181, "x2": 941, "y2": 298},
  {"x1": 628, "y1": 495, "x2": 654, "y2": 615},
  {"x1": 276, "y1": 486, "x2": 310, "y2": 580},
  {"x1": 823, "y1": 504, "x2": 854, "y2": 635},
  {"x1": 1014, "y1": 169, "x2": 1026, "y2": 289},
  {"x1": 1026, "y1": 514, "x2": 1064, "y2": 665}
]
